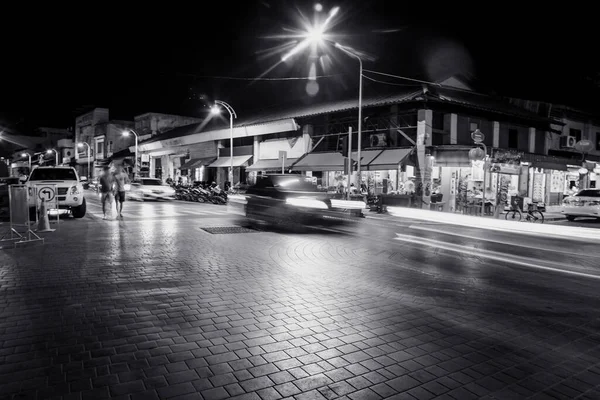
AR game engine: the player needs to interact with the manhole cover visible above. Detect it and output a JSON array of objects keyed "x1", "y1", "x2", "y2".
[{"x1": 201, "y1": 226, "x2": 259, "y2": 234}]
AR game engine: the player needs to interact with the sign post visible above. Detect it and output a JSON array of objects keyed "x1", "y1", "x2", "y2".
[
  {"x1": 0, "y1": 185, "x2": 43, "y2": 248},
  {"x1": 278, "y1": 151, "x2": 287, "y2": 174},
  {"x1": 36, "y1": 184, "x2": 60, "y2": 228},
  {"x1": 574, "y1": 139, "x2": 594, "y2": 189},
  {"x1": 471, "y1": 129, "x2": 487, "y2": 217}
]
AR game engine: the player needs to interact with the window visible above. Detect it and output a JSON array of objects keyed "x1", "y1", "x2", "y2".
[
  {"x1": 570, "y1": 128, "x2": 582, "y2": 142},
  {"x1": 508, "y1": 129, "x2": 518, "y2": 149},
  {"x1": 30, "y1": 168, "x2": 77, "y2": 181},
  {"x1": 96, "y1": 141, "x2": 104, "y2": 154},
  {"x1": 469, "y1": 121, "x2": 479, "y2": 131},
  {"x1": 141, "y1": 179, "x2": 162, "y2": 186},
  {"x1": 272, "y1": 176, "x2": 316, "y2": 191},
  {"x1": 576, "y1": 189, "x2": 600, "y2": 197},
  {"x1": 432, "y1": 113, "x2": 444, "y2": 130}
]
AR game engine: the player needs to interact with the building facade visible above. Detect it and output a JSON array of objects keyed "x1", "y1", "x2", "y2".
[
  {"x1": 131, "y1": 76, "x2": 558, "y2": 215},
  {"x1": 74, "y1": 109, "x2": 202, "y2": 179}
]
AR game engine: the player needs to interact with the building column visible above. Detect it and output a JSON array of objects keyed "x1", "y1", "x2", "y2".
[
  {"x1": 528, "y1": 127, "x2": 536, "y2": 153},
  {"x1": 253, "y1": 136, "x2": 260, "y2": 162},
  {"x1": 162, "y1": 155, "x2": 171, "y2": 181},
  {"x1": 415, "y1": 109, "x2": 433, "y2": 208},
  {"x1": 493, "y1": 121, "x2": 500, "y2": 148},
  {"x1": 450, "y1": 113, "x2": 458, "y2": 145},
  {"x1": 302, "y1": 124, "x2": 313, "y2": 153},
  {"x1": 149, "y1": 157, "x2": 155, "y2": 178}
]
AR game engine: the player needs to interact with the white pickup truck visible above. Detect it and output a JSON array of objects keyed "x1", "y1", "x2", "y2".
[{"x1": 27, "y1": 166, "x2": 86, "y2": 219}]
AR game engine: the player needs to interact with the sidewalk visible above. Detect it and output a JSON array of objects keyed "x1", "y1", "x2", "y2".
[
  {"x1": 365, "y1": 206, "x2": 565, "y2": 222},
  {"x1": 365, "y1": 206, "x2": 600, "y2": 242}
]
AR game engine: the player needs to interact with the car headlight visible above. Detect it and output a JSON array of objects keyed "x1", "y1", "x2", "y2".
[
  {"x1": 286, "y1": 197, "x2": 328, "y2": 209},
  {"x1": 70, "y1": 186, "x2": 80, "y2": 195}
]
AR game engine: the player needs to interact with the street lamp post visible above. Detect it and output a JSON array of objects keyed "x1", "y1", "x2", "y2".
[
  {"x1": 77, "y1": 142, "x2": 92, "y2": 179},
  {"x1": 47, "y1": 149, "x2": 59, "y2": 165},
  {"x1": 122, "y1": 129, "x2": 139, "y2": 179},
  {"x1": 334, "y1": 43, "x2": 363, "y2": 187},
  {"x1": 211, "y1": 101, "x2": 237, "y2": 186},
  {"x1": 21, "y1": 153, "x2": 31, "y2": 170}
]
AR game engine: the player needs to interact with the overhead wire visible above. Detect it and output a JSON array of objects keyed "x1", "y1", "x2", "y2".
[
  {"x1": 362, "y1": 75, "x2": 420, "y2": 87},
  {"x1": 362, "y1": 69, "x2": 442, "y2": 86},
  {"x1": 173, "y1": 73, "x2": 343, "y2": 81}
]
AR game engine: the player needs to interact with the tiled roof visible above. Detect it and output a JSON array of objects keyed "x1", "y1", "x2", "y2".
[
  {"x1": 139, "y1": 87, "x2": 555, "y2": 146},
  {"x1": 139, "y1": 90, "x2": 422, "y2": 145},
  {"x1": 431, "y1": 87, "x2": 553, "y2": 122}
]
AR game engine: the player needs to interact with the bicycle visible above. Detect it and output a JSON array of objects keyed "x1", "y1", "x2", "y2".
[{"x1": 505, "y1": 202, "x2": 544, "y2": 223}]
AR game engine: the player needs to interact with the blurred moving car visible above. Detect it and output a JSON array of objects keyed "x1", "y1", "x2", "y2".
[
  {"x1": 127, "y1": 178, "x2": 176, "y2": 201},
  {"x1": 561, "y1": 188, "x2": 600, "y2": 221},
  {"x1": 242, "y1": 174, "x2": 363, "y2": 227}
]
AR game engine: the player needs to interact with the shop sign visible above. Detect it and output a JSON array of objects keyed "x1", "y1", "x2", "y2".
[
  {"x1": 491, "y1": 149, "x2": 522, "y2": 164},
  {"x1": 471, "y1": 129, "x2": 485, "y2": 143},
  {"x1": 164, "y1": 138, "x2": 183, "y2": 147},
  {"x1": 490, "y1": 163, "x2": 520, "y2": 175},
  {"x1": 574, "y1": 139, "x2": 594, "y2": 153}
]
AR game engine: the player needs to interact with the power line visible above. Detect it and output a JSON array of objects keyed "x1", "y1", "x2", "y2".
[
  {"x1": 363, "y1": 69, "x2": 441, "y2": 86},
  {"x1": 174, "y1": 73, "x2": 343, "y2": 81},
  {"x1": 362, "y1": 75, "x2": 420, "y2": 87}
]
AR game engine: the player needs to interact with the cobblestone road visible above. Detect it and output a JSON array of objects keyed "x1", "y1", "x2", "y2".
[{"x1": 1, "y1": 201, "x2": 600, "y2": 400}]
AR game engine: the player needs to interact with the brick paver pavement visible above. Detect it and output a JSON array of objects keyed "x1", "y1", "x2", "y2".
[{"x1": 1, "y1": 215, "x2": 600, "y2": 399}]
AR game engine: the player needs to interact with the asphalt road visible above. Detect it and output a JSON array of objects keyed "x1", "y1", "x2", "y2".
[
  {"x1": 1, "y1": 192, "x2": 599, "y2": 400},
  {"x1": 547, "y1": 216, "x2": 600, "y2": 229}
]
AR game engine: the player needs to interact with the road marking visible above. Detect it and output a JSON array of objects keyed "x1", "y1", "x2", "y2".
[
  {"x1": 394, "y1": 233, "x2": 600, "y2": 281},
  {"x1": 409, "y1": 224, "x2": 600, "y2": 258}
]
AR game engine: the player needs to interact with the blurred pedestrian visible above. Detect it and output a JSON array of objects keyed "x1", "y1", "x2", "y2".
[
  {"x1": 99, "y1": 166, "x2": 115, "y2": 220},
  {"x1": 113, "y1": 165, "x2": 130, "y2": 218}
]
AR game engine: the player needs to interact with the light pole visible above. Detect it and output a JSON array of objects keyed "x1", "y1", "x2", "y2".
[
  {"x1": 21, "y1": 153, "x2": 31, "y2": 170},
  {"x1": 47, "y1": 149, "x2": 59, "y2": 165},
  {"x1": 334, "y1": 43, "x2": 363, "y2": 187},
  {"x1": 77, "y1": 142, "x2": 92, "y2": 178},
  {"x1": 211, "y1": 101, "x2": 237, "y2": 186},
  {"x1": 122, "y1": 129, "x2": 139, "y2": 179}
]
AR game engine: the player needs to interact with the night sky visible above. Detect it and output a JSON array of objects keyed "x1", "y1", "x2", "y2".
[{"x1": 1, "y1": 1, "x2": 598, "y2": 135}]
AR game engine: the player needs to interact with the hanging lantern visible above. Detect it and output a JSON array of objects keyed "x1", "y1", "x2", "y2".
[{"x1": 468, "y1": 147, "x2": 486, "y2": 161}]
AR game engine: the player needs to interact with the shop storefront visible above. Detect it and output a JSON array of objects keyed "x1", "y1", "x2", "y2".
[
  {"x1": 247, "y1": 135, "x2": 308, "y2": 184},
  {"x1": 361, "y1": 148, "x2": 413, "y2": 195},
  {"x1": 292, "y1": 147, "x2": 414, "y2": 196},
  {"x1": 180, "y1": 157, "x2": 217, "y2": 184},
  {"x1": 292, "y1": 151, "x2": 348, "y2": 191}
]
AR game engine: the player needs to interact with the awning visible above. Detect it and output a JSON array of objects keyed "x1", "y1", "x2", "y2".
[
  {"x1": 247, "y1": 158, "x2": 299, "y2": 172},
  {"x1": 292, "y1": 152, "x2": 347, "y2": 171},
  {"x1": 209, "y1": 155, "x2": 253, "y2": 168},
  {"x1": 367, "y1": 148, "x2": 413, "y2": 170},
  {"x1": 521, "y1": 154, "x2": 570, "y2": 171},
  {"x1": 351, "y1": 150, "x2": 383, "y2": 168},
  {"x1": 530, "y1": 161, "x2": 568, "y2": 171},
  {"x1": 180, "y1": 157, "x2": 217, "y2": 169}
]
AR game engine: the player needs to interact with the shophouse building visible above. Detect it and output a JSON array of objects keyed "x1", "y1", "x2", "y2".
[
  {"x1": 75, "y1": 109, "x2": 202, "y2": 179},
  {"x1": 133, "y1": 76, "x2": 561, "y2": 215}
]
